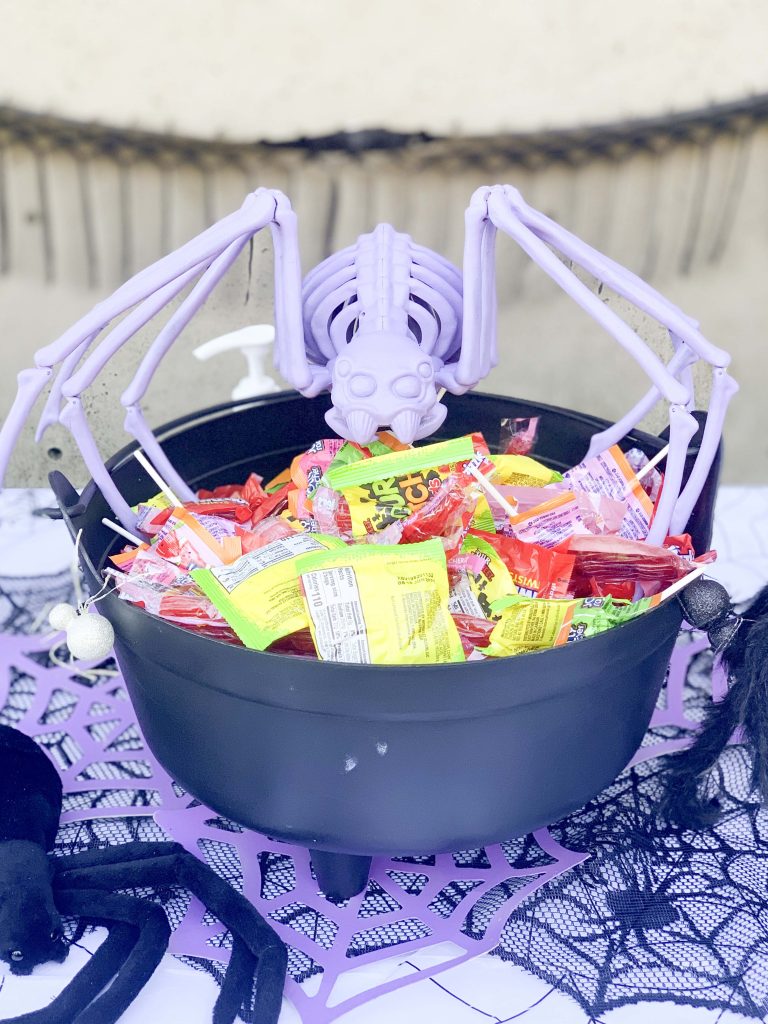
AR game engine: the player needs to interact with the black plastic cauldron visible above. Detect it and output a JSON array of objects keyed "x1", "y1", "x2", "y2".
[{"x1": 50, "y1": 391, "x2": 720, "y2": 899}]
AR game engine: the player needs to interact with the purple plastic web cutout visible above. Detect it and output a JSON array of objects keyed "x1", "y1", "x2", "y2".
[{"x1": 0, "y1": 626, "x2": 710, "y2": 1023}]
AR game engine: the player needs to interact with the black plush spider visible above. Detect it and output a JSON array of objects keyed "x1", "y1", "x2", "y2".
[{"x1": 0, "y1": 724, "x2": 286, "y2": 1024}]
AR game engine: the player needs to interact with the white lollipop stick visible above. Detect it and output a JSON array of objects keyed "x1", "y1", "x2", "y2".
[
  {"x1": 133, "y1": 449, "x2": 182, "y2": 507},
  {"x1": 467, "y1": 465, "x2": 519, "y2": 518},
  {"x1": 102, "y1": 517, "x2": 144, "y2": 546},
  {"x1": 658, "y1": 562, "x2": 706, "y2": 602},
  {"x1": 622, "y1": 444, "x2": 670, "y2": 498}
]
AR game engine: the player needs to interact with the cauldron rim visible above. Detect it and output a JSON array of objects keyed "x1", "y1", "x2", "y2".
[{"x1": 60, "y1": 389, "x2": 705, "y2": 714}]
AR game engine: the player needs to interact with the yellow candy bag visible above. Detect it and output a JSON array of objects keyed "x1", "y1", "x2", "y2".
[
  {"x1": 490, "y1": 454, "x2": 563, "y2": 488},
  {"x1": 485, "y1": 595, "x2": 578, "y2": 657},
  {"x1": 296, "y1": 538, "x2": 464, "y2": 664},
  {"x1": 486, "y1": 592, "x2": 661, "y2": 657},
  {"x1": 325, "y1": 433, "x2": 490, "y2": 538},
  {"x1": 192, "y1": 533, "x2": 344, "y2": 650},
  {"x1": 447, "y1": 532, "x2": 515, "y2": 622}
]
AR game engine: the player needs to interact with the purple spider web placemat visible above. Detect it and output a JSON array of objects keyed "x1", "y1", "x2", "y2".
[
  {"x1": 0, "y1": 617, "x2": 727, "y2": 1024},
  {"x1": 0, "y1": 629, "x2": 589, "y2": 1023}
]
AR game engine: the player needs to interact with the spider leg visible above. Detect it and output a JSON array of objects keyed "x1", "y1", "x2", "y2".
[
  {"x1": 56, "y1": 843, "x2": 286, "y2": 1024},
  {"x1": 504, "y1": 185, "x2": 738, "y2": 537},
  {"x1": 485, "y1": 187, "x2": 690, "y2": 407},
  {"x1": 0, "y1": 922, "x2": 135, "y2": 1024},
  {"x1": 459, "y1": 185, "x2": 726, "y2": 542},
  {"x1": 585, "y1": 340, "x2": 698, "y2": 457},
  {"x1": 0, "y1": 192, "x2": 274, "y2": 494},
  {"x1": 211, "y1": 935, "x2": 256, "y2": 1024},
  {"x1": 63, "y1": 890, "x2": 171, "y2": 1024},
  {"x1": 0, "y1": 888, "x2": 168, "y2": 1024},
  {"x1": 55, "y1": 191, "x2": 280, "y2": 527},
  {"x1": 118, "y1": 232, "x2": 253, "y2": 504},
  {"x1": 271, "y1": 190, "x2": 330, "y2": 397}
]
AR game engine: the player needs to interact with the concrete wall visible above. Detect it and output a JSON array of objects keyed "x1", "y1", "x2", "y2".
[
  {"x1": 0, "y1": 1, "x2": 766, "y2": 487},
  {"x1": 1, "y1": 0, "x2": 767, "y2": 138}
]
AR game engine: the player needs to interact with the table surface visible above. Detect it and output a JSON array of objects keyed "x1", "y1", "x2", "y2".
[{"x1": 0, "y1": 485, "x2": 766, "y2": 1024}]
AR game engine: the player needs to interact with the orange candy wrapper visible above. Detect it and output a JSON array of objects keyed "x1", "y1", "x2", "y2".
[
  {"x1": 154, "y1": 509, "x2": 242, "y2": 569},
  {"x1": 506, "y1": 491, "x2": 589, "y2": 548}
]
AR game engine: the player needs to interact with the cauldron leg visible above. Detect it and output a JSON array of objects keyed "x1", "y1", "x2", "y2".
[{"x1": 310, "y1": 851, "x2": 372, "y2": 900}]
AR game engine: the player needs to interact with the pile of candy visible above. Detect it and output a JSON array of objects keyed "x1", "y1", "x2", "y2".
[{"x1": 107, "y1": 417, "x2": 714, "y2": 664}]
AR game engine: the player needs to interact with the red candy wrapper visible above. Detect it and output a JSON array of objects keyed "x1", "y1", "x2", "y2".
[
  {"x1": 266, "y1": 628, "x2": 319, "y2": 659},
  {"x1": 236, "y1": 516, "x2": 296, "y2": 553},
  {"x1": 399, "y1": 469, "x2": 481, "y2": 557},
  {"x1": 451, "y1": 613, "x2": 495, "y2": 657},
  {"x1": 249, "y1": 483, "x2": 292, "y2": 526},
  {"x1": 198, "y1": 473, "x2": 269, "y2": 520},
  {"x1": 563, "y1": 533, "x2": 712, "y2": 598},
  {"x1": 108, "y1": 570, "x2": 239, "y2": 641},
  {"x1": 469, "y1": 529, "x2": 575, "y2": 599}
]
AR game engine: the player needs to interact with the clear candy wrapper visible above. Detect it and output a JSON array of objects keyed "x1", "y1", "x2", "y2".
[
  {"x1": 447, "y1": 532, "x2": 515, "y2": 621},
  {"x1": 562, "y1": 533, "x2": 710, "y2": 598},
  {"x1": 108, "y1": 569, "x2": 237, "y2": 636},
  {"x1": 311, "y1": 485, "x2": 353, "y2": 537},
  {"x1": 490, "y1": 454, "x2": 562, "y2": 488},
  {"x1": 452, "y1": 613, "x2": 495, "y2": 657},
  {"x1": 574, "y1": 491, "x2": 628, "y2": 536},
  {"x1": 625, "y1": 447, "x2": 663, "y2": 502},
  {"x1": 266, "y1": 628, "x2": 318, "y2": 659},
  {"x1": 135, "y1": 497, "x2": 252, "y2": 536},
  {"x1": 399, "y1": 467, "x2": 482, "y2": 557},
  {"x1": 236, "y1": 516, "x2": 296, "y2": 553},
  {"x1": 485, "y1": 593, "x2": 661, "y2": 658},
  {"x1": 500, "y1": 415, "x2": 540, "y2": 456},
  {"x1": 289, "y1": 438, "x2": 348, "y2": 519},
  {"x1": 198, "y1": 473, "x2": 268, "y2": 518},
  {"x1": 250, "y1": 483, "x2": 292, "y2": 526}
]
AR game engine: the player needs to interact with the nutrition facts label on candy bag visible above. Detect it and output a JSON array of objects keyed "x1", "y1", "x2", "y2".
[
  {"x1": 211, "y1": 534, "x2": 324, "y2": 593},
  {"x1": 302, "y1": 566, "x2": 372, "y2": 663}
]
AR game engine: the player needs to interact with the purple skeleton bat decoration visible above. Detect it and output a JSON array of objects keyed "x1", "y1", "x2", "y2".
[{"x1": 0, "y1": 185, "x2": 736, "y2": 546}]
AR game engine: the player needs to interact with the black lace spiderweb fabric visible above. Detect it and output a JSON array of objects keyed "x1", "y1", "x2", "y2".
[{"x1": 491, "y1": 644, "x2": 768, "y2": 1021}]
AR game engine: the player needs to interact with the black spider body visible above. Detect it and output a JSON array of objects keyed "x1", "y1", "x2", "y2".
[
  {"x1": 0, "y1": 724, "x2": 287, "y2": 1023},
  {"x1": 0, "y1": 725, "x2": 66, "y2": 974}
]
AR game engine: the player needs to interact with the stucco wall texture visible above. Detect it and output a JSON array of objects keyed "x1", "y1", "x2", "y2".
[{"x1": 0, "y1": 0, "x2": 766, "y2": 486}]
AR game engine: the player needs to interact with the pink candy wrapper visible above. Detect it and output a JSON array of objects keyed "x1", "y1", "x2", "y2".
[{"x1": 562, "y1": 444, "x2": 654, "y2": 541}]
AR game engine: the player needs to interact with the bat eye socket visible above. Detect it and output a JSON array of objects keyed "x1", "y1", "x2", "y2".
[
  {"x1": 336, "y1": 359, "x2": 352, "y2": 378},
  {"x1": 10, "y1": 950, "x2": 23, "y2": 962},
  {"x1": 417, "y1": 361, "x2": 433, "y2": 379},
  {"x1": 349, "y1": 373, "x2": 376, "y2": 398},
  {"x1": 393, "y1": 375, "x2": 421, "y2": 399},
  {"x1": 51, "y1": 927, "x2": 63, "y2": 942}
]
